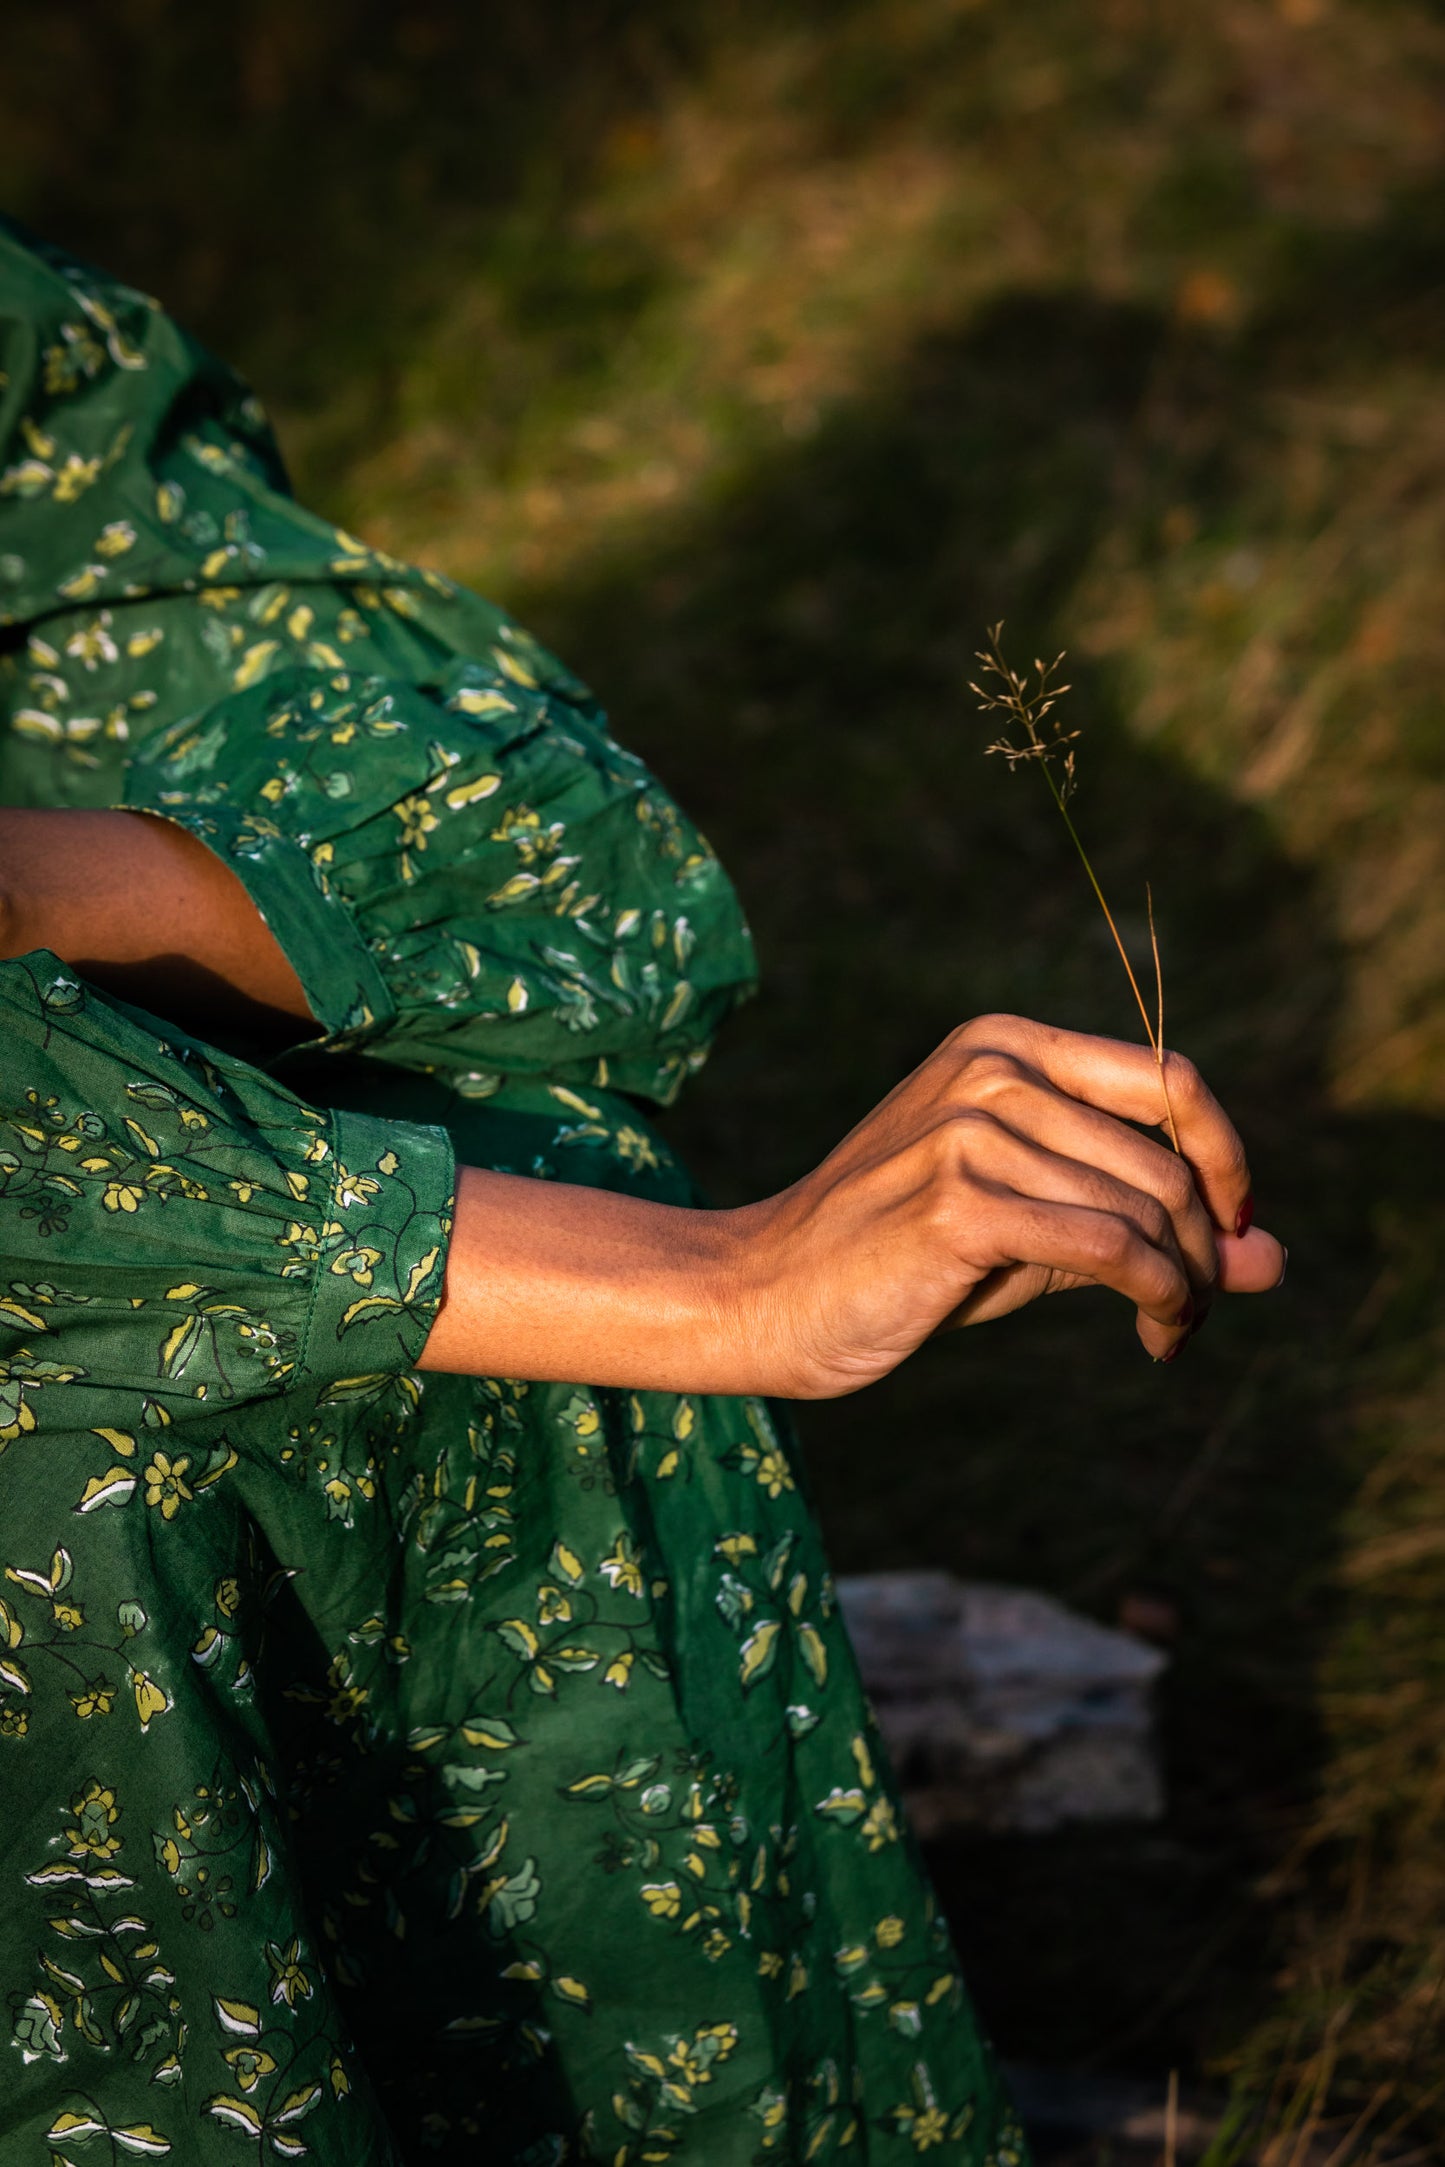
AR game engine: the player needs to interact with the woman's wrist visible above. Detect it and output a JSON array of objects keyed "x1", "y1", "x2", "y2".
[{"x1": 419, "y1": 1167, "x2": 792, "y2": 1399}]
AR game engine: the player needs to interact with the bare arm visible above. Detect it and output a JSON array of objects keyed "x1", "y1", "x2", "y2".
[
  {"x1": 0, "y1": 807, "x2": 311, "y2": 1036},
  {"x1": 421, "y1": 1014, "x2": 1287, "y2": 1393},
  {"x1": 0, "y1": 812, "x2": 1283, "y2": 1388}
]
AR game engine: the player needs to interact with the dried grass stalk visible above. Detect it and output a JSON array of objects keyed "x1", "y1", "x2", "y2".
[{"x1": 972, "y1": 622, "x2": 1183, "y2": 1153}]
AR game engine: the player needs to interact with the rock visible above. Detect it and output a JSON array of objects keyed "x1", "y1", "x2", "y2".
[{"x1": 836, "y1": 1571, "x2": 1167, "y2": 1837}]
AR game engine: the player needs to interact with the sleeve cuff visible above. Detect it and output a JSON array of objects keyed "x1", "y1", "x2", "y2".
[
  {"x1": 118, "y1": 797, "x2": 396, "y2": 1048},
  {"x1": 303, "y1": 1104, "x2": 456, "y2": 1386}
]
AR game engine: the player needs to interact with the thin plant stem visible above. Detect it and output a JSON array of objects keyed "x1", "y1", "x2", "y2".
[
  {"x1": 1147, "y1": 881, "x2": 1182, "y2": 1154},
  {"x1": 973, "y1": 624, "x2": 1183, "y2": 1153}
]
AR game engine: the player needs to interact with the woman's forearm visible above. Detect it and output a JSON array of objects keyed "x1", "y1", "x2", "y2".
[
  {"x1": 418, "y1": 1166, "x2": 764, "y2": 1395},
  {"x1": 421, "y1": 1016, "x2": 1287, "y2": 1400}
]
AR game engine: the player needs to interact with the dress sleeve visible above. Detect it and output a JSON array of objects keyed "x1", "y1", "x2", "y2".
[
  {"x1": 0, "y1": 952, "x2": 454, "y2": 1442},
  {"x1": 121, "y1": 655, "x2": 758, "y2": 1107}
]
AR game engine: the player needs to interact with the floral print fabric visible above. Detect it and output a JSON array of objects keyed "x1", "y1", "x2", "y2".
[{"x1": 0, "y1": 222, "x2": 1028, "y2": 2164}]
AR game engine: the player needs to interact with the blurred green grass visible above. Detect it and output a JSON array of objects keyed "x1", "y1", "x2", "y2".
[{"x1": 8, "y1": 0, "x2": 1445, "y2": 2148}]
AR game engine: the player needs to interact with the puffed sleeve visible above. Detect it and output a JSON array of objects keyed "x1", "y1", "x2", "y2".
[
  {"x1": 0, "y1": 951, "x2": 454, "y2": 1442},
  {"x1": 121, "y1": 654, "x2": 758, "y2": 1106}
]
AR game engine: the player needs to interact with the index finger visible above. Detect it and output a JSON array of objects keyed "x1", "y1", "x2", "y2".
[{"x1": 962, "y1": 1015, "x2": 1252, "y2": 1234}]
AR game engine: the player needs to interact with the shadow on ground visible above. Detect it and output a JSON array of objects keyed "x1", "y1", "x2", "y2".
[{"x1": 519, "y1": 285, "x2": 1445, "y2": 2081}]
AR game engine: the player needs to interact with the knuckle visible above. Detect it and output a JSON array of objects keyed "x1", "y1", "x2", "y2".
[
  {"x1": 949, "y1": 1012, "x2": 1024, "y2": 1055},
  {"x1": 1082, "y1": 1216, "x2": 1133, "y2": 1273},
  {"x1": 936, "y1": 1109, "x2": 994, "y2": 1178},
  {"x1": 1162, "y1": 1049, "x2": 1203, "y2": 1103},
  {"x1": 957, "y1": 1047, "x2": 1025, "y2": 1104}
]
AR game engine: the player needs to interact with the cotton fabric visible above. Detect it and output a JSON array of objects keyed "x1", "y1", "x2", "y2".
[{"x1": 0, "y1": 221, "x2": 1027, "y2": 2166}]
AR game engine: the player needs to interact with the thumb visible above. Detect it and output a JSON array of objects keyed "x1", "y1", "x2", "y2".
[{"x1": 1214, "y1": 1224, "x2": 1287, "y2": 1293}]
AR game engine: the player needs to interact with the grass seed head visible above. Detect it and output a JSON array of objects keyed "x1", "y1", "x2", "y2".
[{"x1": 971, "y1": 622, "x2": 1080, "y2": 800}]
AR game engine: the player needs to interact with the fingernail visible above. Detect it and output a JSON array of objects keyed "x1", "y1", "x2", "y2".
[
  {"x1": 1275, "y1": 1244, "x2": 1288, "y2": 1288},
  {"x1": 1154, "y1": 1339, "x2": 1186, "y2": 1365},
  {"x1": 1174, "y1": 1298, "x2": 1194, "y2": 1329},
  {"x1": 1235, "y1": 1192, "x2": 1255, "y2": 1239}
]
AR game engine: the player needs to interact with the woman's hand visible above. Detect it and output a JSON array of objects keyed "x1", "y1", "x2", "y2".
[
  {"x1": 727, "y1": 1012, "x2": 1284, "y2": 1395},
  {"x1": 422, "y1": 1013, "x2": 1284, "y2": 1397}
]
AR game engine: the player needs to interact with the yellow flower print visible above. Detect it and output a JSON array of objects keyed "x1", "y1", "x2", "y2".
[
  {"x1": 94, "y1": 519, "x2": 136, "y2": 557},
  {"x1": 860, "y1": 1798, "x2": 898, "y2": 1851},
  {"x1": 330, "y1": 1244, "x2": 383, "y2": 1288},
  {"x1": 214, "y1": 1577, "x2": 240, "y2": 1617},
  {"x1": 740, "y1": 1443, "x2": 795, "y2": 1499},
  {"x1": 52, "y1": 453, "x2": 102, "y2": 502},
  {"x1": 69, "y1": 1678, "x2": 116, "y2": 1718},
  {"x1": 229, "y1": 1178, "x2": 258, "y2": 1204},
  {"x1": 603, "y1": 1650, "x2": 634, "y2": 1689},
  {"x1": 598, "y1": 1534, "x2": 645, "y2": 1599},
  {"x1": 102, "y1": 1180, "x2": 144, "y2": 1213},
  {"x1": 640, "y1": 1882, "x2": 682, "y2": 1919},
  {"x1": 757, "y1": 1951, "x2": 784, "y2": 1979},
  {"x1": 131, "y1": 1670, "x2": 171, "y2": 1730},
  {"x1": 42, "y1": 322, "x2": 104, "y2": 392},
  {"x1": 537, "y1": 1584, "x2": 572, "y2": 1625},
  {"x1": 876, "y1": 1915, "x2": 906, "y2": 1949},
  {"x1": 907, "y1": 2108, "x2": 949, "y2": 2151},
  {"x1": 143, "y1": 1451, "x2": 193, "y2": 1519},
  {"x1": 67, "y1": 1779, "x2": 121, "y2": 1860},
  {"x1": 282, "y1": 1221, "x2": 320, "y2": 1257},
  {"x1": 223, "y1": 2042, "x2": 277, "y2": 2093},
  {"x1": 754, "y1": 2088, "x2": 788, "y2": 2135},
  {"x1": 157, "y1": 1835, "x2": 183, "y2": 1875},
  {"x1": 332, "y1": 1166, "x2": 381, "y2": 1211},
  {"x1": 325, "y1": 1655, "x2": 368, "y2": 1724},
  {"x1": 614, "y1": 1126, "x2": 660, "y2": 1173},
  {"x1": 50, "y1": 1599, "x2": 85, "y2": 1632},
  {"x1": 394, "y1": 794, "x2": 439, "y2": 852},
  {"x1": 265, "y1": 1937, "x2": 314, "y2": 2009},
  {"x1": 669, "y1": 2021, "x2": 738, "y2": 2087},
  {"x1": 0, "y1": 1389, "x2": 36, "y2": 1442},
  {"x1": 64, "y1": 616, "x2": 118, "y2": 668},
  {"x1": 0, "y1": 1706, "x2": 27, "y2": 1737}
]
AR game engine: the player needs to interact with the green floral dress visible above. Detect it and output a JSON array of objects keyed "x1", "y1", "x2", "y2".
[{"x1": 0, "y1": 224, "x2": 1028, "y2": 2167}]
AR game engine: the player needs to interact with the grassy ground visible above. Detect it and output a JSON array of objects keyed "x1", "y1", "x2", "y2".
[{"x1": 8, "y1": 1, "x2": 1445, "y2": 2151}]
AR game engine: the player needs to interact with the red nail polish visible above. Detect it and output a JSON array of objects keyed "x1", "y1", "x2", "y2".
[
  {"x1": 1174, "y1": 1299, "x2": 1194, "y2": 1329},
  {"x1": 1158, "y1": 1338, "x2": 1186, "y2": 1364},
  {"x1": 1235, "y1": 1192, "x2": 1255, "y2": 1238}
]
